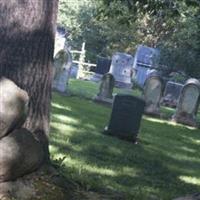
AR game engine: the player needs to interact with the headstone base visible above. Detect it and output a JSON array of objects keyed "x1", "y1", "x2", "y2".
[
  {"x1": 144, "y1": 105, "x2": 161, "y2": 117},
  {"x1": 172, "y1": 113, "x2": 199, "y2": 128},
  {"x1": 90, "y1": 73, "x2": 103, "y2": 82},
  {"x1": 115, "y1": 81, "x2": 132, "y2": 89},
  {"x1": 93, "y1": 95, "x2": 113, "y2": 106},
  {"x1": 103, "y1": 126, "x2": 138, "y2": 143}
]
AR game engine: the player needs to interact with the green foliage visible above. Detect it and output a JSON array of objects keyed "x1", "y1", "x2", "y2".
[{"x1": 58, "y1": 0, "x2": 200, "y2": 77}]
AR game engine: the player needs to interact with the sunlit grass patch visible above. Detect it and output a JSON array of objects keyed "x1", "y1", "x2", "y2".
[{"x1": 50, "y1": 87, "x2": 200, "y2": 199}]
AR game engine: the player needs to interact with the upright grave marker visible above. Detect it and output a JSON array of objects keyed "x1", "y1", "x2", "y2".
[
  {"x1": 94, "y1": 73, "x2": 115, "y2": 105},
  {"x1": 91, "y1": 56, "x2": 111, "y2": 82},
  {"x1": 104, "y1": 94, "x2": 145, "y2": 142},
  {"x1": 143, "y1": 71, "x2": 163, "y2": 116},
  {"x1": 172, "y1": 78, "x2": 200, "y2": 127},
  {"x1": 109, "y1": 52, "x2": 134, "y2": 88},
  {"x1": 162, "y1": 81, "x2": 184, "y2": 108},
  {"x1": 52, "y1": 49, "x2": 72, "y2": 93}
]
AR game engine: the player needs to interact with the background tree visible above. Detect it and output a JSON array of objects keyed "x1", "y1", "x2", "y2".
[{"x1": 58, "y1": 0, "x2": 200, "y2": 78}]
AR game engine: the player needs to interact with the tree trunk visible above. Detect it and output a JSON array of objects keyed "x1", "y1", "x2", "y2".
[{"x1": 0, "y1": 0, "x2": 58, "y2": 158}]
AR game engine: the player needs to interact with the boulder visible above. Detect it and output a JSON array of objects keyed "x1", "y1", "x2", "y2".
[
  {"x1": 0, "y1": 128, "x2": 44, "y2": 182},
  {"x1": 0, "y1": 77, "x2": 29, "y2": 139}
]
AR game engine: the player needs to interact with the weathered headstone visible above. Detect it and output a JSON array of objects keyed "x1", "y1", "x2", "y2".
[
  {"x1": 52, "y1": 49, "x2": 72, "y2": 93},
  {"x1": 143, "y1": 71, "x2": 163, "y2": 116},
  {"x1": 104, "y1": 94, "x2": 145, "y2": 142},
  {"x1": 162, "y1": 81, "x2": 184, "y2": 108},
  {"x1": 93, "y1": 73, "x2": 115, "y2": 105},
  {"x1": 109, "y1": 52, "x2": 134, "y2": 88},
  {"x1": 54, "y1": 26, "x2": 67, "y2": 56},
  {"x1": 172, "y1": 78, "x2": 200, "y2": 127},
  {"x1": 0, "y1": 78, "x2": 29, "y2": 139}
]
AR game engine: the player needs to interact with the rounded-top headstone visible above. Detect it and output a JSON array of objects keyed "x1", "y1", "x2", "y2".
[
  {"x1": 0, "y1": 77, "x2": 29, "y2": 139},
  {"x1": 53, "y1": 49, "x2": 72, "y2": 92},
  {"x1": 97, "y1": 73, "x2": 115, "y2": 99},
  {"x1": 143, "y1": 71, "x2": 163, "y2": 115},
  {"x1": 172, "y1": 78, "x2": 200, "y2": 127},
  {"x1": 179, "y1": 78, "x2": 200, "y2": 115}
]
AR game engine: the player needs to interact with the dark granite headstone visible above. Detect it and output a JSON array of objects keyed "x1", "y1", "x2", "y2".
[
  {"x1": 104, "y1": 94, "x2": 145, "y2": 142},
  {"x1": 95, "y1": 57, "x2": 111, "y2": 75}
]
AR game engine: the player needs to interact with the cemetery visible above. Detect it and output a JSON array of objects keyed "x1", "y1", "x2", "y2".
[
  {"x1": 0, "y1": 1, "x2": 200, "y2": 200},
  {"x1": 48, "y1": 30, "x2": 200, "y2": 198}
]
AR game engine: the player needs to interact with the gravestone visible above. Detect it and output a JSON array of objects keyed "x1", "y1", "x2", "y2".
[
  {"x1": 52, "y1": 49, "x2": 72, "y2": 93},
  {"x1": 143, "y1": 72, "x2": 163, "y2": 116},
  {"x1": 91, "y1": 57, "x2": 111, "y2": 82},
  {"x1": 109, "y1": 52, "x2": 134, "y2": 88},
  {"x1": 132, "y1": 45, "x2": 160, "y2": 86},
  {"x1": 96, "y1": 56, "x2": 111, "y2": 75},
  {"x1": 93, "y1": 73, "x2": 115, "y2": 105},
  {"x1": 162, "y1": 81, "x2": 184, "y2": 108},
  {"x1": 172, "y1": 78, "x2": 200, "y2": 127},
  {"x1": 104, "y1": 94, "x2": 145, "y2": 142},
  {"x1": 54, "y1": 26, "x2": 67, "y2": 56}
]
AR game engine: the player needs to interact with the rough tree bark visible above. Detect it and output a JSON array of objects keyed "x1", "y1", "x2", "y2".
[
  {"x1": 0, "y1": 0, "x2": 58, "y2": 156},
  {"x1": 0, "y1": 0, "x2": 61, "y2": 191}
]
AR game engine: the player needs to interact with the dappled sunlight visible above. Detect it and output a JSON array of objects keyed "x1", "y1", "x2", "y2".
[
  {"x1": 50, "y1": 93, "x2": 200, "y2": 199},
  {"x1": 52, "y1": 114, "x2": 79, "y2": 124},
  {"x1": 180, "y1": 146, "x2": 196, "y2": 153},
  {"x1": 179, "y1": 176, "x2": 200, "y2": 186},
  {"x1": 52, "y1": 102, "x2": 72, "y2": 111},
  {"x1": 161, "y1": 106, "x2": 175, "y2": 112},
  {"x1": 143, "y1": 116, "x2": 198, "y2": 130},
  {"x1": 51, "y1": 154, "x2": 122, "y2": 177},
  {"x1": 51, "y1": 123, "x2": 77, "y2": 134}
]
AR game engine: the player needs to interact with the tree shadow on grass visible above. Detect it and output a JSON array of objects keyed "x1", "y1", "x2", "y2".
[{"x1": 50, "y1": 94, "x2": 200, "y2": 200}]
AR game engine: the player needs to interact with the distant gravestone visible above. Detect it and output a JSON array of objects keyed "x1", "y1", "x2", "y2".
[
  {"x1": 104, "y1": 94, "x2": 145, "y2": 142},
  {"x1": 109, "y1": 52, "x2": 134, "y2": 88},
  {"x1": 93, "y1": 73, "x2": 115, "y2": 105},
  {"x1": 172, "y1": 78, "x2": 200, "y2": 127},
  {"x1": 162, "y1": 81, "x2": 184, "y2": 108},
  {"x1": 52, "y1": 49, "x2": 72, "y2": 93},
  {"x1": 91, "y1": 57, "x2": 111, "y2": 82},
  {"x1": 143, "y1": 72, "x2": 163, "y2": 116},
  {"x1": 132, "y1": 45, "x2": 160, "y2": 86},
  {"x1": 96, "y1": 57, "x2": 111, "y2": 75}
]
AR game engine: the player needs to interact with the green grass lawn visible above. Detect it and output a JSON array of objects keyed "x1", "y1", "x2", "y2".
[
  {"x1": 49, "y1": 80, "x2": 200, "y2": 200},
  {"x1": 68, "y1": 79, "x2": 142, "y2": 99}
]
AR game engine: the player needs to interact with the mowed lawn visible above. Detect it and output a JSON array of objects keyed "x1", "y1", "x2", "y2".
[{"x1": 49, "y1": 79, "x2": 200, "y2": 200}]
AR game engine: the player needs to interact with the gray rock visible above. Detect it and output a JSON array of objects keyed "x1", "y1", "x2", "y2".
[
  {"x1": 0, "y1": 78, "x2": 29, "y2": 138},
  {"x1": 0, "y1": 128, "x2": 44, "y2": 182}
]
